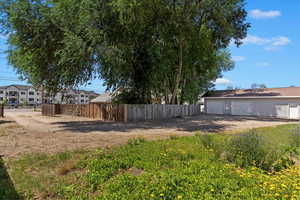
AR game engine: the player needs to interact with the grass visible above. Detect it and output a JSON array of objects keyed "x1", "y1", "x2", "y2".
[{"x1": 1, "y1": 124, "x2": 300, "y2": 199}]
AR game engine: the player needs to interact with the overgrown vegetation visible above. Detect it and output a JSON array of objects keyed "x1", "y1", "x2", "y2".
[
  {"x1": 2, "y1": 124, "x2": 300, "y2": 199},
  {"x1": 198, "y1": 130, "x2": 300, "y2": 172}
]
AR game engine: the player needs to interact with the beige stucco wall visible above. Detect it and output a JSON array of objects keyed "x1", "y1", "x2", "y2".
[{"x1": 205, "y1": 98, "x2": 300, "y2": 119}]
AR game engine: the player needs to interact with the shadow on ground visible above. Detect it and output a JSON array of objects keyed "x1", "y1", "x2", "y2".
[
  {"x1": 0, "y1": 157, "x2": 22, "y2": 200},
  {"x1": 0, "y1": 120, "x2": 14, "y2": 125},
  {"x1": 51, "y1": 114, "x2": 295, "y2": 134},
  {"x1": 51, "y1": 115, "x2": 238, "y2": 134}
]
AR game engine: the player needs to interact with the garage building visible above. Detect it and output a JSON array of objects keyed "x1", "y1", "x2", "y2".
[{"x1": 204, "y1": 87, "x2": 300, "y2": 119}]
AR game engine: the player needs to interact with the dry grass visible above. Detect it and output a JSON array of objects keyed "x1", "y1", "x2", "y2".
[
  {"x1": 57, "y1": 160, "x2": 77, "y2": 175},
  {"x1": 0, "y1": 122, "x2": 23, "y2": 137},
  {"x1": 1, "y1": 111, "x2": 297, "y2": 158}
]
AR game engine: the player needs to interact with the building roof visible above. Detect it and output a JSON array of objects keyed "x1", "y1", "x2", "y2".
[
  {"x1": 0, "y1": 84, "x2": 32, "y2": 90},
  {"x1": 204, "y1": 87, "x2": 300, "y2": 98},
  {"x1": 91, "y1": 93, "x2": 112, "y2": 103},
  {"x1": 0, "y1": 84, "x2": 99, "y2": 96}
]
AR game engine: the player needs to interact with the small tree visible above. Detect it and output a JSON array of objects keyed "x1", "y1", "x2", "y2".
[
  {"x1": 2, "y1": 98, "x2": 8, "y2": 106},
  {"x1": 21, "y1": 100, "x2": 28, "y2": 106}
]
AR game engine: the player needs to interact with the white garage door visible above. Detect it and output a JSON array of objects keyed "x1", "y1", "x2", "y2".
[
  {"x1": 275, "y1": 105, "x2": 289, "y2": 119},
  {"x1": 207, "y1": 101, "x2": 224, "y2": 114},
  {"x1": 289, "y1": 105, "x2": 299, "y2": 119},
  {"x1": 232, "y1": 101, "x2": 253, "y2": 116}
]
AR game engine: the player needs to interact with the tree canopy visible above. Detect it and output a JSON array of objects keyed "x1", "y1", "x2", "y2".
[{"x1": 0, "y1": 0, "x2": 250, "y2": 104}]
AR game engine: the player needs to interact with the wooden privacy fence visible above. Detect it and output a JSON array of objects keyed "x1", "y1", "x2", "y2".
[
  {"x1": 0, "y1": 104, "x2": 3, "y2": 118},
  {"x1": 58, "y1": 104, "x2": 125, "y2": 121},
  {"x1": 42, "y1": 103, "x2": 125, "y2": 121},
  {"x1": 42, "y1": 103, "x2": 201, "y2": 122},
  {"x1": 126, "y1": 104, "x2": 201, "y2": 121},
  {"x1": 41, "y1": 104, "x2": 60, "y2": 116}
]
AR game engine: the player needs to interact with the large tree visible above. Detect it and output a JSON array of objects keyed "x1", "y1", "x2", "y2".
[{"x1": 0, "y1": 0, "x2": 250, "y2": 104}]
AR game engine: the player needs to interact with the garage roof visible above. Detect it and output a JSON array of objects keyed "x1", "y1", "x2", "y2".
[
  {"x1": 204, "y1": 87, "x2": 300, "y2": 98},
  {"x1": 91, "y1": 93, "x2": 112, "y2": 103}
]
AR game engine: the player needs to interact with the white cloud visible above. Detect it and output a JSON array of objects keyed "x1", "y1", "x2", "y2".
[
  {"x1": 242, "y1": 35, "x2": 291, "y2": 51},
  {"x1": 264, "y1": 46, "x2": 279, "y2": 51},
  {"x1": 232, "y1": 56, "x2": 246, "y2": 62},
  {"x1": 243, "y1": 35, "x2": 270, "y2": 45},
  {"x1": 250, "y1": 9, "x2": 281, "y2": 19},
  {"x1": 271, "y1": 36, "x2": 291, "y2": 46},
  {"x1": 256, "y1": 62, "x2": 271, "y2": 67},
  {"x1": 214, "y1": 78, "x2": 232, "y2": 85}
]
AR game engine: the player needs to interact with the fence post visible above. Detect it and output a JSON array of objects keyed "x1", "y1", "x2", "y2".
[
  {"x1": 0, "y1": 104, "x2": 3, "y2": 118},
  {"x1": 124, "y1": 104, "x2": 128, "y2": 122}
]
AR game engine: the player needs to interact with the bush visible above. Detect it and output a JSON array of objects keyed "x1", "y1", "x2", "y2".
[
  {"x1": 289, "y1": 126, "x2": 300, "y2": 154},
  {"x1": 226, "y1": 132, "x2": 267, "y2": 168},
  {"x1": 127, "y1": 138, "x2": 146, "y2": 146},
  {"x1": 225, "y1": 131, "x2": 294, "y2": 171}
]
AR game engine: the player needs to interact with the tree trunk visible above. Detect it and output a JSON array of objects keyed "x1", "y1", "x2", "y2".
[{"x1": 171, "y1": 38, "x2": 183, "y2": 104}]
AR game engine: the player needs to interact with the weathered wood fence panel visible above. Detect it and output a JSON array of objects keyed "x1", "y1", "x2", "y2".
[
  {"x1": 41, "y1": 104, "x2": 60, "y2": 116},
  {"x1": 0, "y1": 104, "x2": 4, "y2": 118},
  {"x1": 126, "y1": 104, "x2": 201, "y2": 122},
  {"x1": 42, "y1": 104, "x2": 200, "y2": 122},
  {"x1": 42, "y1": 103, "x2": 126, "y2": 121}
]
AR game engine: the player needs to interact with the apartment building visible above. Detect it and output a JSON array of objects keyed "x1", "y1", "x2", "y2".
[{"x1": 0, "y1": 85, "x2": 98, "y2": 106}]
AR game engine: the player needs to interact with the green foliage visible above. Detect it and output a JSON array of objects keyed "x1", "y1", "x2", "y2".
[
  {"x1": 20, "y1": 100, "x2": 28, "y2": 107},
  {"x1": 199, "y1": 130, "x2": 299, "y2": 172},
  {"x1": 0, "y1": 0, "x2": 249, "y2": 103},
  {"x1": 4, "y1": 125, "x2": 300, "y2": 200},
  {"x1": 0, "y1": 158, "x2": 21, "y2": 200},
  {"x1": 127, "y1": 137, "x2": 147, "y2": 146},
  {"x1": 225, "y1": 132, "x2": 287, "y2": 171},
  {"x1": 1, "y1": 98, "x2": 8, "y2": 105}
]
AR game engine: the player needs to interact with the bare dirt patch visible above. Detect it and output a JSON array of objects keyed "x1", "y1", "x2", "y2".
[{"x1": 1, "y1": 110, "x2": 297, "y2": 158}]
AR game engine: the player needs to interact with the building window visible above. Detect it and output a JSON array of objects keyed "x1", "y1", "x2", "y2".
[
  {"x1": 29, "y1": 98, "x2": 34, "y2": 102},
  {"x1": 37, "y1": 99, "x2": 39, "y2": 102},
  {"x1": 0, "y1": 97, "x2": 3, "y2": 101},
  {"x1": 81, "y1": 95, "x2": 84, "y2": 98},
  {"x1": 81, "y1": 100, "x2": 84, "y2": 103},
  {"x1": 0, "y1": 91, "x2": 3, "y2": 94},
  {"x1": 20, "y1": 92, "x2": 26, "y2": 95},
  {"x1": 9, "y1": 91, "x2": 18, "y2": 96},
  {"x1": 37, "y1": 92, "x2": 40, "y2": 95},
  {"x1": 29, "y1": 91, "x2": 35, "y2": 95}
]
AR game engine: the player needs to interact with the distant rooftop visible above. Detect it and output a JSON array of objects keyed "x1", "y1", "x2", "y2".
[
  {"x1": 205, "y1": 86, "x2": 300, "y2": 97},
  {"x1": 0, "y1": 84, "x2": 98, "y2": 95},
  {"x1": 0, "y1": 84, "x2": 32, "y2": 90},
  {"x1": 91, "y1": 93, "x2": 112, "y2": 103}
]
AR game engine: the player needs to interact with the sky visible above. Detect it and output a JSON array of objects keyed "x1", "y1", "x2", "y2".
[
  {"x1": 0, "y1": 0, "x2": 299, "y2": 93},
  {"x1": 216, "y1": 0, "x2": 300, "y2": 90}
]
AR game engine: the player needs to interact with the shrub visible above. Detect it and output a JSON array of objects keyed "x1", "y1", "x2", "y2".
[
  {"x1": 289, "y1": 126, "x2": 300, "y2": 154},
  {"x1": 226, "y1": 132, "x2": 267, "y2": 168},
  {"x1": 225, "y1": 131, "x2": 294, "y2": 171},
  {"x1": 127, "y1": 138, "x2": 146, "y2": 146},
  {"x1": 170, "y1": 135, "x2": 179, "y2": 140}
]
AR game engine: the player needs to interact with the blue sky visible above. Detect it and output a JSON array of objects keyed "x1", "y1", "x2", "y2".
[
  {"x1": 217, "y1": 0, "x2": 299, "y2": 90},
  {"x1": 0, "y1": 0, "x2": 299, "y2": 93}
]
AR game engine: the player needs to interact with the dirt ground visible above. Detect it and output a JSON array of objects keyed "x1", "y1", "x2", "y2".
[{"x1": 0, "y1": 109, "x2": 297, "y2": 158}]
